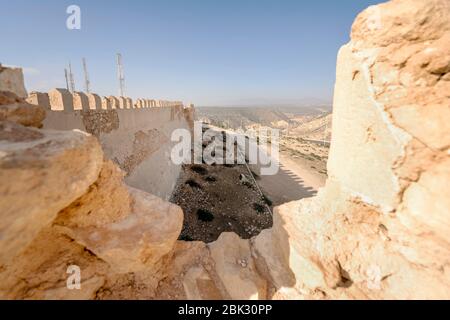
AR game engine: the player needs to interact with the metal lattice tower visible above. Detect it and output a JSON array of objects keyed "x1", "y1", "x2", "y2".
[
  {"x1": 116, "y1": 53, "x2": 125, "y2": 97},
  {"x1": 82, "y1": 58, "x2": 91, "y2": 94},
  {"x1": 68, "y1": 62, "x2": 76, "y2": 93},
  {"x1": 64, "y1": 68, "x2": 70, "y2": 91}
]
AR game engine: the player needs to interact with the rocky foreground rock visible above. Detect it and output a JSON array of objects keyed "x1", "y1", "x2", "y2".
[{"x1": 0, "y1": 0, "x2": 449, "y2": 299}]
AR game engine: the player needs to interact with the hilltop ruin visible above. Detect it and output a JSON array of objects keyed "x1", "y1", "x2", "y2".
[{"x1": 0, "y1": 0, "x2": 449, "y2": 299}]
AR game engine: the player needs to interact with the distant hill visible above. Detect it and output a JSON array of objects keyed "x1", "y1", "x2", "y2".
[
  {"x1": 289, "y1": 112, "x2": 332, "y2": 141},
  {"x1": 195, "y1": 106, "x2": 332, "y2": 141}
]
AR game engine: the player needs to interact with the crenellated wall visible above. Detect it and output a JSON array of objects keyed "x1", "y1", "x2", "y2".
[
  {"x1": 27, "y1": 89, "x2": 184, "y2": 111},
  {"x1": 27, "y1": 89, "x2": 193, "y2": 200}
]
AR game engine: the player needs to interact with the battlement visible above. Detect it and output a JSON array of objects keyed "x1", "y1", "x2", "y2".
[{"x1": 27, "y1": 89, "x2": 186, "y2": 112}]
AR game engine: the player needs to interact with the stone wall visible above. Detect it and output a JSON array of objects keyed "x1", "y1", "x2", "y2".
[{"x1": 27, "y1": 89, "x2": 192, "y2": 200}]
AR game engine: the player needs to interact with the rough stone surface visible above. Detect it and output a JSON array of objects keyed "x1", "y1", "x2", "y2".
[
  {"x1": 0, "y1": 226, "x2": 109, "y2": 299},
  {"x1": 81, "y1": 110, "x2": 120, "y2": 137},
  {"x1": 109, "y1": 96, "x2": 120, "y2": 109},
  {"x1": 49, "y1": 88, "x2": 73, "y2": 111},
  {"x1": 54, "y1": 160, "x2": 131, "y2": 228},
  {"x1": 0, "y1": 65, "x2": 27, "y2": 98},
  {"x1": 73, "y1": 92, "x2": 89, "y2": 111},
  {"x1": 87, "y1": 93, "x2": 101, "y2": 110},
  {"x1": 248, "y1": 0, "x2": 450, "y2": 300},
  {"x1": 208, "y1": 232, "x2": 267, "y2": 300},
  {"x1": 27, "y1": 91, "x2": 51, "y2": 109},
  {"x1": 0, "y1": 122, "x2": 103, "y2": 266},
  {"x1": 0, "y1": 91, "x2": 46, "y2": 127},
  {"x1": 328, "y1": 0, "x2": 450, "y2": 213},
  {"x1": 0, "y1": 119, "x2": 186, "y2": 299},
  {"x1": 57, "y1": 187, "x2": 183, "y2": 273}
]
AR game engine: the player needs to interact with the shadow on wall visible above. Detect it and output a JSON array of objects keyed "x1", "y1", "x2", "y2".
[{"x1": 252, "y1": 162, "x2": 317, "y2": 207}]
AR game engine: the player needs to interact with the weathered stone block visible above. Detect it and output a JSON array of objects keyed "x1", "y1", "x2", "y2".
[
  {"x1": 0, "y1": 65, "x2": 27, "y2": 98},
  {"x1": 0, "y1": 92, "x2": 46, "y2": 128},
  {"x1": 73, "y1": 92, "x2": 89, "y2": 111},
  {"x1": 49, "y1": 88, "x2": 73, "y2": 111},
  {"x1": 119, "y1": 96, "x2": 127, "y2": 109},
  {"x1": 126, "y1": 97, "x2": 133, "y2": 109},
  {"x1": 87, "y1": 93, "x2": 101, "y2": 110},
  {"x1": 108, "y1": 96, "x2": 120, "y2": 109},
  {"x1": 58, "y1": 187, "x2": 183, "y2": 273},
  {"x1": 208, "y1": 232, "x2": 267, "y2": 300},
  {"x1": 0, "y1": 122, "x2": 103, "y2": 265},
  {"x1": 101, "y1": 96, "x2": 111, "y2": 110},
  {"x1": 136, "y1": 99, "x2": 144, "y2": 108},
  {"x1": 27, "y1": 91, "x2": 50, "y2": 109}
]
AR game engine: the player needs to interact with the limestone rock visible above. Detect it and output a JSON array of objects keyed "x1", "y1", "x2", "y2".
[
  {"x1": 101, "y1": 96, "x2": 111, "y2": 110},
  {"x1": 0, "y1": 122, "x2": 103, "y2": 265},
  {"x1": 328, "y1": 0, "x2": 450, "y2": 212},
  {"x1": 351, "y1": 0, "x2": 450, "y2": 48},
  {"x1": 57, "y1": 187, "x2": 183, "y2": 273},
  {"x1": 328, "y1": 42, "x2": 408, "y2": 212},
  {"x1": 208, "y1": 232, "x2": 267, "y2": 300},
  {"x1": 249, "y1": 0, "x2": 450, "y2": 300},
  {"x1": 54, "y1": 160, "x2": 131, "y2": 228},
  {"x1": 27, "y1": 91, "x2": 51, "y2": 109},
  {"x1": 0, "y1": 227, "x2": 109, "y2": 299},
  {"x1": 153, "y1": 241, "x2": 225, "y2": 300},
  {"x1": 0, "y1": 65, "x2": 27, "y2": 98},
  {"x1": 43, "y1": 276, "x2": 106, "y2": 300},
  {"x1": 0, "y1": 91, "x2": 46, "y2": 127},
  {"x1": 0, "y1": 90, "x2": 21, "y2": 105},
  {"x1": 182, "y1": 264, "x2": 223, "y2": 300}
]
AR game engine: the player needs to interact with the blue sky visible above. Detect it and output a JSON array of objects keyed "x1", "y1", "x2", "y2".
[{"x1": 0, "y1": 0, "x2": 384, "y2": 106}]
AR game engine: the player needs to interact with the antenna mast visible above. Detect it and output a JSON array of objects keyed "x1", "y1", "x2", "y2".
[
  {"x1": 68, "y1": 62, "x2": 75, "y2": 93},
  {"x1": 64, "y1": 68, "x2": 70, "y2": 91},
  {"x1": 82, "y1": 57, "x2": 90, "y2": 93},
  {"x1": 117, "y1": 53, "x2": 125, "y2": 96}
]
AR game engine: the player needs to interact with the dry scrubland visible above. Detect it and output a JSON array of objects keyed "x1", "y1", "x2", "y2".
[
  {"x1": 0, "y1": 0, "x2": 449, "y2": 299},
  {"x1": 197, "y1": 107, "x2": 332, "y2": 180}
]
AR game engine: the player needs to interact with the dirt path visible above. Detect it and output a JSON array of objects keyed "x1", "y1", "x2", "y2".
[
  {"x1": 255, "y1": 152, "x2": 326, "y2": 206},
  {"x1": 251, "y1": 137, "x2": 327, "y2": 206}
]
